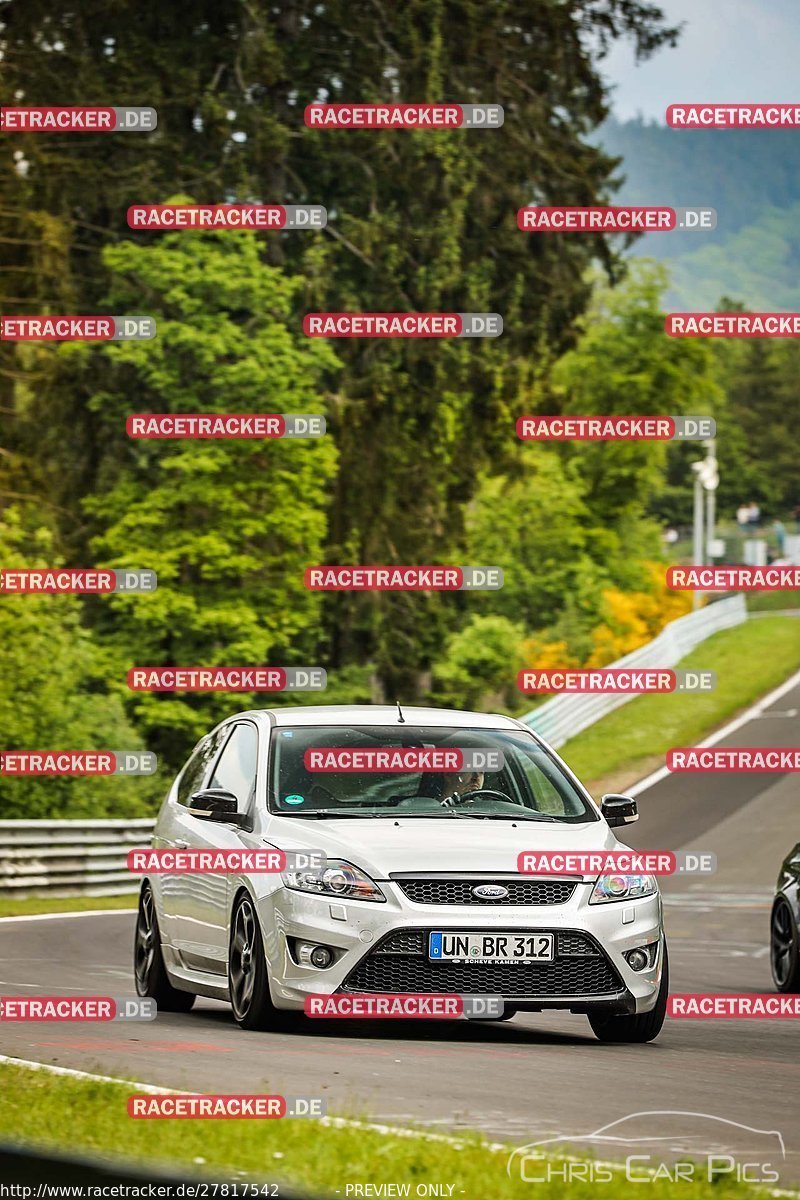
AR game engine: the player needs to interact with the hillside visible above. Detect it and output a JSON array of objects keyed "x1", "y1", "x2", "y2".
[{"x1": 600, "y1": 118, "x2": 800, "y2": 308}]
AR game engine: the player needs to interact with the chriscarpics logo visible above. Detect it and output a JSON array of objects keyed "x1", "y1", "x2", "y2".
[{"x1": 507, "y1": 1112, "x2": 785, "y2": 1186}]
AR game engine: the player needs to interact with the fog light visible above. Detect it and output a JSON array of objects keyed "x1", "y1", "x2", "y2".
[
  {"x1": 296, "y1": 941, "x2": 333, "y2": 968},
  {"x1": 625, "y1": 947, "x2": 650, "y2": 972}
]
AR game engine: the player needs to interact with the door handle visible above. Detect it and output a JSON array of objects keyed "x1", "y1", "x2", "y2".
[{"x1": 172, "y1": 839, "x2": 190, "y2": 849}]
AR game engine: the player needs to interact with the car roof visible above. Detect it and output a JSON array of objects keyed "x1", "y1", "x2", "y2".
[{"x1": 230, "y1": 704, "x2": 523, "y2": 730}]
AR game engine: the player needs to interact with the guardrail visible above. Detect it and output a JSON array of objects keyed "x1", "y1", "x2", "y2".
[
  {"x1": 521, "y1": 593, "x2": 747, "y2": 748},
  {"x1": 0, "y1": 818, "x2": 153, "y2": 898},
  {"x1": 0, "y1": 594, "x2": 748, "y2": 898}
]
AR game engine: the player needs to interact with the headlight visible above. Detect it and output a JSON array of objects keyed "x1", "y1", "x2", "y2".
[
  {"x1": 589, "y1": 873, "x2": 656, "y2": 904},
  {"x1": 282, "y1": 858, "x2": 385, "y2": 902}
]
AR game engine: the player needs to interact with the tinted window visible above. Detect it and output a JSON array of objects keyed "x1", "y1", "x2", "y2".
[
  {"x1": 176, "y1": 726, "x2": 229, "y2": 806},
  {"x1": 209, "y1": 723, "x2": 259, "y2": 815}
]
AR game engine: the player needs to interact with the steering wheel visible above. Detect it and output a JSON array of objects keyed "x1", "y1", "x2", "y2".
[{"x1": 440, "y1": 788, "x2": 514, "y2": 808}]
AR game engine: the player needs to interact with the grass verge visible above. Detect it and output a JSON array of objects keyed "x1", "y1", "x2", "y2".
[
  {"x1": 0, "y1": 1062, "x2": 780, "y2": 1199},
  {"x1": 747, "y1": 589, "x2": 800, "y2": 613},
  {"x1": 0, "y1": 893, "x2": 137, "y2": 919},
  {"x1": 559, "y1": 615, "x2": 800, "y2": 796}
]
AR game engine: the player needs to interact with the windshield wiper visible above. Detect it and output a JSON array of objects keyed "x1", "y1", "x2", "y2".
[
  {"x1": 271, "y1": 810, "x2": 383, "y2": 819},
  {"x1": 447, "y1": 811, "x2": 562, "y2": 822}
]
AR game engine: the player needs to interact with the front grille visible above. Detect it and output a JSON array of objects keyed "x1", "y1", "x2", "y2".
[
  {"x1": 342, "y1": 928, "x2": 622, "y2": 999},
  {"x1": 393, "y1": 877, "x2": 576, "y2": 906},
  {"x1": 375, "y1": 930, "x2": 426, "y2": 956},
  {"x1": 557, "y1": 932, "x2": 601, "y2": 957}
]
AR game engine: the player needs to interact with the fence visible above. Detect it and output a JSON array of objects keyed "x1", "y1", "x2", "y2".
[
  {"x1": 521, "y1": 593, "x2": 747, "y2": 749},
  {"x1": 0, "y1": 818, "x2": 153, "y2": 898},
  {"x1": 0, "y1": 594, "x2": 748, "y2": 898}
]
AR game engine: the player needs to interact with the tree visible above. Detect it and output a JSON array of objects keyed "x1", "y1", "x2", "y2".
[
  {"x1": 430, "y1": 614, "x2": 526, "y2": 712},
  {"x1": 550, "y1": 260, "x2": 724, "y2": 542},
  {"x1": 464, "y1": 448, "x2": 603, "y2": 630},
  {"x1": 0, "y1": 0, "x2": 679, "y2": 696},
  {"x1": 60, "y1": 227, "x2": 338, "y2": 764},
  {"x1": 715, "y1": 336, "x2": 800, "y2": 518},
  {"x1": 0, "y1": 510, "x2": 162, "y2": 817}
]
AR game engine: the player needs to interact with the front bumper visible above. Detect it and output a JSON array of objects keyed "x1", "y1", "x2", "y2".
[{"x1": 259, "y1": 877, "x2": 664, "y2": 1015}]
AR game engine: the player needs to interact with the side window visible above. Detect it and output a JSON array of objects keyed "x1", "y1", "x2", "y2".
[
  {"x1": 176, "y1": 726, "x2": 229, "y2": 807},
  {"x1": 208, "y1": 723, "x2": 259, "y2": 816}
]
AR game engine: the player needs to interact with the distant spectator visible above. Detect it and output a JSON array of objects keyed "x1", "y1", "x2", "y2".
[
  {"x1": 736, "y1": 504, "x2": 750, "y2": 528},
  {"x1": 747, "y1": 501, "x2": 761, "y2": 529},
  {"x1": 774, "y1": 519, "x2": 786, "y2": 555},
  {"x1": 663, "y1": 527, "x2": 679, "y2": 545}
]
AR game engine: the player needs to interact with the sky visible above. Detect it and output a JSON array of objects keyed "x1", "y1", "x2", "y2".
[{"x1": 601, "y1": 0, "x2": 800, "y2": 122}]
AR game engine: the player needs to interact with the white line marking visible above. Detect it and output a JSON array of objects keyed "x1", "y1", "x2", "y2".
[{"x1": 628, "y1": 667, "x2": 800, "y2": 798}]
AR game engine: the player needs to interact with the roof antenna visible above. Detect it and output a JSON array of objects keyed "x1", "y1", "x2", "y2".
[{"x1": 396, "y1": 699, "x2": 406, "y2": 724}]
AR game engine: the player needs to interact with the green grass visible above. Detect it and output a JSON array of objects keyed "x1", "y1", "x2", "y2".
[
  {"x1": 747, "y1": 589, "x2": 800, "y2": 613},
  {"x1": 0, "y1": 892, "x2": 137, "y2": 919},
  {"x1": 0, "y1": 1063, "x2": 777, "y2": 1199},
  {"x1": 560, "y1": 615, "x2": 800, "y2": 793}
]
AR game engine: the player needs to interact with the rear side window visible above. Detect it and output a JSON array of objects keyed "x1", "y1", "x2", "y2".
[{"x1": 176, "y1": 726, "x2": 229, "y2": 806}]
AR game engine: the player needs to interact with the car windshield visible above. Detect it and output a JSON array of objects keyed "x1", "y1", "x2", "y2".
[{"x1": 268, "y1": 725, "x2": 597, "y2": 824}]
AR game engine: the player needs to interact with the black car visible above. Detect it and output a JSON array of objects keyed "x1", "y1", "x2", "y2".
[{"x1": 770, "y1": 843, "x2": 800, "y2": 992}]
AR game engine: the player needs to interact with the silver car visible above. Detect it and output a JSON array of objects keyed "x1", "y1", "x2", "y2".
[{"x1": 134, "y1": 705, "x2": 668, "y2": 1042}]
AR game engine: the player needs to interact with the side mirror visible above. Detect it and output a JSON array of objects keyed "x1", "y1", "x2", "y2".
[
  {"x1": 601, "y1": 794, "x2": 638, "y2": 827},
  {"x1": 188, "y1": 788, "x2": 245, "y2": 825}
]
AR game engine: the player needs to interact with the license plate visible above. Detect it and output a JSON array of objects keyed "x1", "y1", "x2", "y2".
[{"x1": 428, "y1": 932, "x2": 554, "y2": 963}]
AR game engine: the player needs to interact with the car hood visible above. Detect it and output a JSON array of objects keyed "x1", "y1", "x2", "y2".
[{"x1": 265, "y1": 815, "x2": 623, "y2": 878}]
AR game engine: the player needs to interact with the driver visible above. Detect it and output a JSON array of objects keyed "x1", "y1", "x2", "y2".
[{"x1": 438, "y1": 767, "x2": 484, "y2": 805}]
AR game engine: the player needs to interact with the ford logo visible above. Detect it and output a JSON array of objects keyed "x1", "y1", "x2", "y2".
[{"x1": 472, "y1": 884, "x2": 509, "y2": 900}]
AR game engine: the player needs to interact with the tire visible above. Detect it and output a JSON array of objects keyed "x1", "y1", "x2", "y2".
[
  {"x1": 228, "y1": 893, "x2": 287, "y2": 1031},
  {"x1": 134, "y1": 883, "x2": 196, "y2": 1012},
  {"x1": 588, "y1": 942, "x2": 668, "y2": 1044},
  {"x1": 771, "y1": 898, "x2": 800, "y2": 992}
]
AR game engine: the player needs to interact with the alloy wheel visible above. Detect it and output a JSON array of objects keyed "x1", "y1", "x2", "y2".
[
  {"x1": 771, "y1": 901, "x2": 796, "y2": 988},
  {"x1": 134, "y1": 887, "x2": 156, "y2": 991},
  {"x1": 230, "y1": 898, "x2": 258, "y2": 1018}
]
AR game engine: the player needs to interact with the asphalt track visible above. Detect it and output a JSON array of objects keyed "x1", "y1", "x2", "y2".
[{"x1": 1, "y1": 678, "x2": 799, "y2": 1186}]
